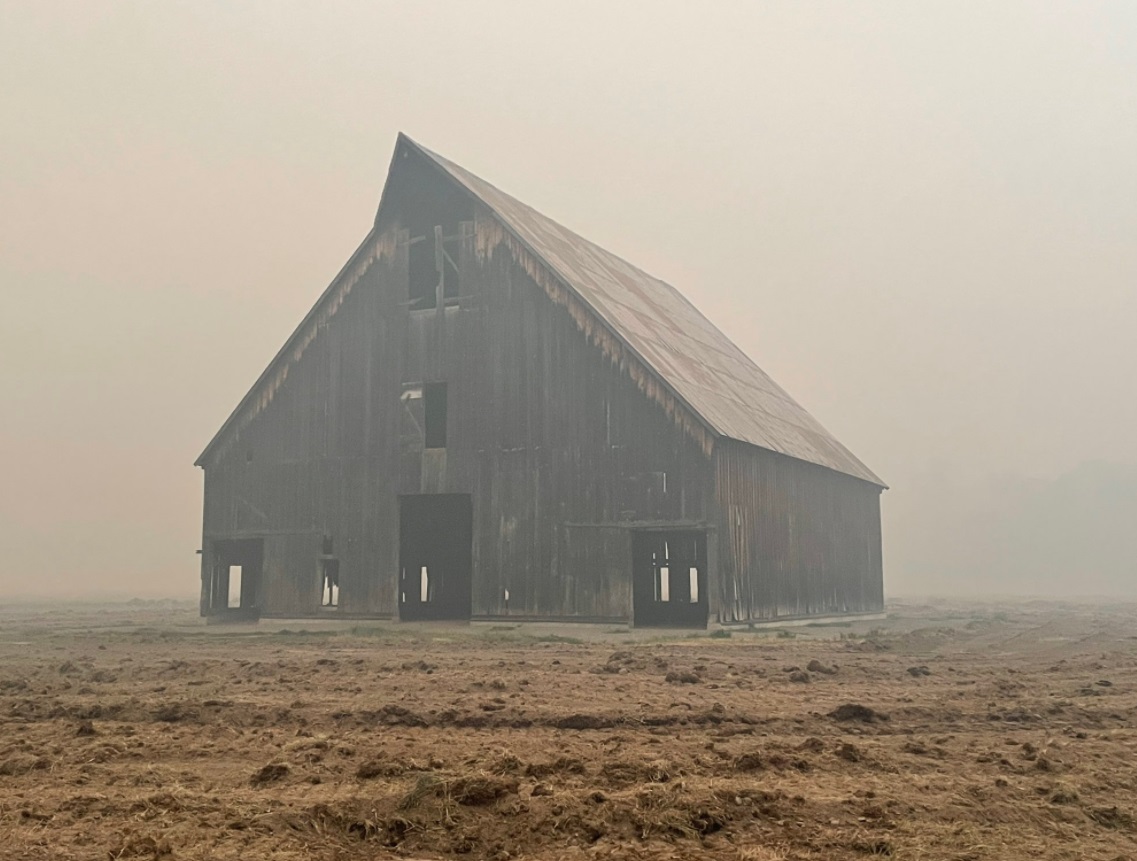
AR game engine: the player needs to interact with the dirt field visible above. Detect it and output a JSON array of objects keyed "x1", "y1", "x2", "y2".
[{"x1": 2, "y1": 600, "x2": 1136, "y2": 860}]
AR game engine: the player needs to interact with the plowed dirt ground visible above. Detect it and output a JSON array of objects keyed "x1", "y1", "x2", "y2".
[{"x1": 2, "y1": 599, "x2": 1136, "y2": 860}]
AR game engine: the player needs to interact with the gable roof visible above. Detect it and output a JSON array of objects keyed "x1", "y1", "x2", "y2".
[
  {"x1": 198, "y1": 134, "x2": 883, "y2": 488},
  {"x1": 406, "y1": 136, "x2": 884, "y2": 487}
]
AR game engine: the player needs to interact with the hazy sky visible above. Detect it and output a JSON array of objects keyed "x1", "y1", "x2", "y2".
[{"x1": 2, "y1": 1, "x2": 1134, "y2": 599}]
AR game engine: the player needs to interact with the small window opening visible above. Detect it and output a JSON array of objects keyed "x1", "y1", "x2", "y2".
[
  {"x1": 420, "y1": 566, "x2": 431, "y2": 603},
  {"x1": 227, "y1": 565, "x2": 243, "y2": 608},
  {"x1": 424, "y1": 383, "x2": 447, "y2": 449},
  {"x1": 689, "y1": 567, "x2": 699, "y2": 603}
]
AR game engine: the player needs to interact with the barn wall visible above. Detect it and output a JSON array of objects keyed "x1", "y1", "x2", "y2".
[
  {"x1": 201, "y1": 236, "x2": 407, "y2": 617},
  {"x1": 422, "y1": 225, "x2": 713, "y2": 620},
  {"x1": 713, "y1": 439, "x2": 884, "y2": 622},
  {"x1": 201, "y1": 152, "x2": 713, "y2": 620}
]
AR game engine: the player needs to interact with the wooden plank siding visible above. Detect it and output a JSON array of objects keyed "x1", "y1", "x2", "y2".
[
  {"x1": 713, "y1": 439, "x2": 884, "y2": 623},
  {"x1": 200, "y1": 145, "x2": 884, "y2": 626},
  {"x1": 201, "y1": 162, "x2": 714, "y2": 621}
]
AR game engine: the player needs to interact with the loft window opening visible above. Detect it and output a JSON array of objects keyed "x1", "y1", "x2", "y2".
[
  {"x1": 408, "y1": 235, "x2": 436, "y2": 310},
  {"x1": 424, "y1": 382, "x2": 448, "y2": 449},
  {"x1": 440, "y1": 226, "x2": 460, "y2": 306},
  {"x1": 408, "y1": 225, "x2": 461, "y2": 310}
]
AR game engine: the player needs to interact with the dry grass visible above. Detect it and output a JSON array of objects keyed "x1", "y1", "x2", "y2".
[{"x1": 1, "y1": 598, "x2": 1136, "y2": 859}]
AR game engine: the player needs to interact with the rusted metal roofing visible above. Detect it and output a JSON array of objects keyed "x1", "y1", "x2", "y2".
[{"x1": 410, "y1": 137, "x2": 885, "y2": 487}]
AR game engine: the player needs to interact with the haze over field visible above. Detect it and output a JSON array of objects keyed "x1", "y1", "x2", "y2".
[{"x1": 1, "y1": 2, "x2": 1134, "y2": 600}]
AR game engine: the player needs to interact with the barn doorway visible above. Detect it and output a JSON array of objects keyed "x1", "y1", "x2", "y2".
[
  {"x1": 632, "y1": 530, "x2": 707, "y2": 628},
  {"x1": 398, "y1": 494, "x2": 472, "y2": 621},
  {"x1": 208, "y1": 538, "x2": 264, "y2": 619}
]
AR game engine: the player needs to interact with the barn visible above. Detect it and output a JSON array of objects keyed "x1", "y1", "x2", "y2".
[{"x1": 195, "y1": 133, "x2": 886, "y2": 628}]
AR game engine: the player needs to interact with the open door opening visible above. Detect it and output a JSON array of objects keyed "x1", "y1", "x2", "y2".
[
  {"x1": 208, "y1": 538, "x2": 264, "y2": 620},
  {"x1": 399, "y1": 494, "x2": 472, "y2": 621},
  {"x1": 320, "y1": 535, "x2": 340, "y2": 609},
  {"x1": 632, "y1": 530, "x2": 707, "y2": 628}
]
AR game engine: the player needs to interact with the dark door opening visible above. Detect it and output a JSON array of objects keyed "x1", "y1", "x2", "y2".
[
  {"x1": 399, "y1": 494, "x2": 473, "y2": 621},
  {"x1": 209, "y1": 538, "x2": 264, "y2": 619},
  {"x1": 320, "y1": 535, "x2": 340, "y2": 609},
  {"x1": 632, "y1": 530, "x2": 707, "y2": 628}
]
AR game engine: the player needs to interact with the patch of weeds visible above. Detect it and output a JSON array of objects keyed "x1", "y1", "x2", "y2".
[
  {"x1": 1049, "y1": 788, "x2": 1079, "y2": 805},
  {"x1": 250, "y1": 763, "x2": 290, "y2": 787},
  {"x1": 346, "y1": 626, "x2": 384, "y2": 637},
  {"x1": 531, "y1": 634, "x2": 583, "y2": 644},
  {"x1": 708, "y1": 629, "x2": 732, "y2": 639},
  {"x1": 398, "y1": 773, "x2": 442, "y2": 810},
  {"x1": 852, "y1": 838, "x2": 894, "y2": 856},
  {"x1": 1088, "y1": 806, "x2": 1135, "y2": 830},
  {"x1": 830, "y1": 703, "x2": 889, "y2": 723},
  {"x1": 269, "y1": 629, "x2": 329, "y2": 639}
]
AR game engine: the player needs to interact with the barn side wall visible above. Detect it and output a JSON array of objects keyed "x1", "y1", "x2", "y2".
[
  {"x1": 713, "y1": 439, "x2": 884, "y2": 623},
  {"x1": 200, "y1": 155, "x2": 714, "y2": 620}
]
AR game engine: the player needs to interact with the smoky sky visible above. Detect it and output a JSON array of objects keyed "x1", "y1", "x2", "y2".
[{"x1": 2, "y1": 1, "x2": 1134, "y2": 599}]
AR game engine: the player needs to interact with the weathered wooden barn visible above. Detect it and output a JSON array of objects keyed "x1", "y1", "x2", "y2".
[{"x1": 196, "y1": 134, "x2": 886, "y2": 627}]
